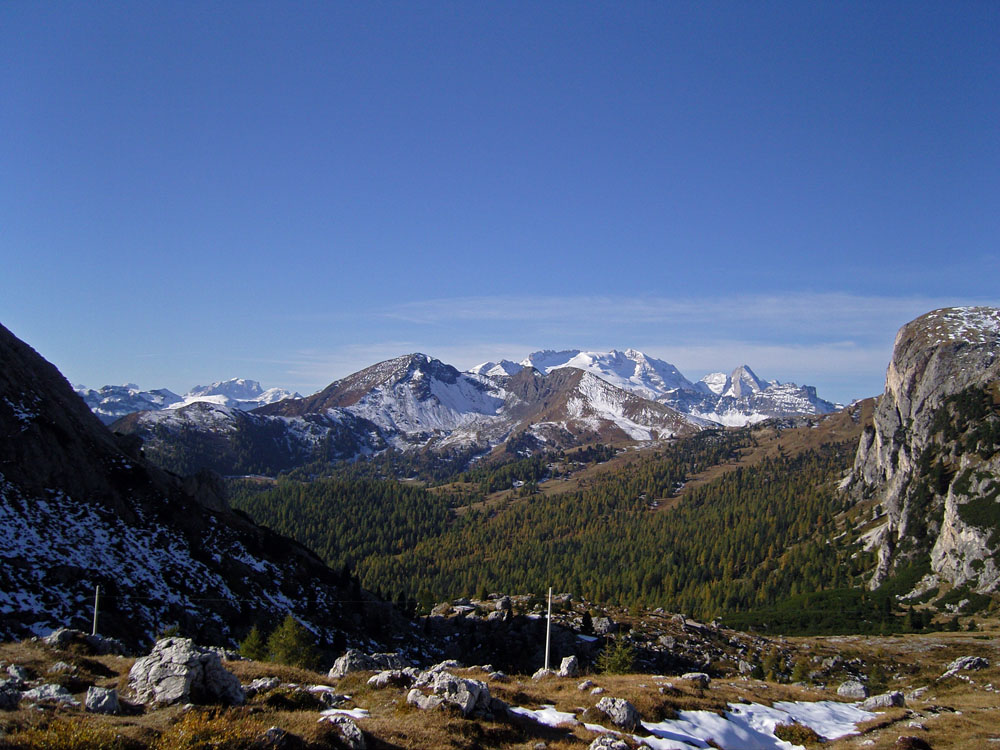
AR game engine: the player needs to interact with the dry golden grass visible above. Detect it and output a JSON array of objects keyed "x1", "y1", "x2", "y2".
[{"x1": 3, "y1": 624, "x2": 1000, "y2": 749}]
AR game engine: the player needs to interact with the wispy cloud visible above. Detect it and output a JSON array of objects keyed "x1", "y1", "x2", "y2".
[{"x1": 269, "y1": 293, "x2": 998, "y2": 404}]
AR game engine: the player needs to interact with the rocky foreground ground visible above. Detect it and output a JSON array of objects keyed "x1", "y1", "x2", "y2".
[{"x1": 0, "y1": 620, "x2": 998, "y2": 750}]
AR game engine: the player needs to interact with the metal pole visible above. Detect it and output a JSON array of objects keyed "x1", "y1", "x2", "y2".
[
  {"x1": 544, "y1": 586, "x2": 552, "y2": 671},
  {"x1": 92, "y1": 585, "x2": 100, "y2": 636}
]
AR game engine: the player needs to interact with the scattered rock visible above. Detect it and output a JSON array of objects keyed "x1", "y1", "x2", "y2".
[
  {"x1": 6, "y1": 665, "x2": 29, "y2": 682},
  {"x1": 0, "y1": 683, "x2": 20, "y2": 710},
  {"x1": 531, "y1": 668, "x2": 555, "y2": 680},
  {"x1": 128, "y1": 637, "x2": 244, "y2": 706},
  {"x1": 659, "y1": 635, "x2": 676, "y2": 649},
  {"x1": 738, "y1": 660, "x2": 753, "y2": 674},
  {"x1": 245, "y1": 677, "x2": 281, "y2": 697},
  {"x1": 251, "y1": 726, "x2": 303, "y2": 750},
  {"x1": 905, "y1": 686, "x2": 928, "y2": 702},
  {"x1": 578, "y1": 679, "x2": 595, "y2": 691},
  {"x1": 327, "y1": 649, "x2": 410, "y2": 679},
  {"x1": 595, "y1": 696, "x2": 640, "y2": 731},
  {"x1": 22, "y1": 684, "x2": 80, "y2": 706},
  {"x1": 593, "y1": 617, "x2": 617, "y2": 635},
  {"x1": 367, "y1": 669, "x2": 416, "y2": 689},
  {"x1": 837, "y1": 679, "x2": 869, "y2": 699},
  {"x1": 47, "y1": 661, "x2": 76, "y2": 675},
  {"x1": 324, "y1": 715, "x2": 366, "y2": 750},
  {"x1": 588, "y1": 736, "x2": 630, "y2": 750},
  {"x1": 942, "y1": 656, "x2": 989, "y2": 678},
  {"x1": 42, "y1": 628, "x2": 128, "y2": 656},
  {"x1": 860, "y1": 691, "x2": 905, "y2": 711},
  {"x1": 681, "y1": 672, "x2": 710, "y2": 689},
  {"x1": 407, "y1": 687, "x2": 444, "y2": 711},
  {"x1": 558, "y1": 655, "x2": 580, "y2": 678},
  {"x1": 591, "y1": 686, "x2": 605, "y2": 695},
  {"x1": 85, "y1": 686, "x2": 121, "y2": 715}
]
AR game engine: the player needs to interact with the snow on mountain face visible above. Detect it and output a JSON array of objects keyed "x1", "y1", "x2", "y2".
[
  {"x1": 78, "y1": 379, "x2": 300, "y2": 422},
  {"x1": 188, "y1": 378, "x2": 265, "y2": 400},
  {"x1": 76, "y1": 384, "x2": 182, "y2": 424},
  {"x1": 468, "y1": 360, "x2": 524, "y2": 378},
  {"x1": 521, "y1": 348, "x2": 695, "y2": 400},
  {"x1": 698, "y1": 372, "x2": 728, "y2": 395}
]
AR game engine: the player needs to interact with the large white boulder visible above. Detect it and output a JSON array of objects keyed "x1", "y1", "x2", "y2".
[{"x1": 128, "y1": 637, "x2": 244, "y2": 706}]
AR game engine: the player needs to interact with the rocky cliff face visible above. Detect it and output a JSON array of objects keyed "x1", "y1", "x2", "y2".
[{"x1": 845, "y1": 307, "x2": 1000, "y2": 594}]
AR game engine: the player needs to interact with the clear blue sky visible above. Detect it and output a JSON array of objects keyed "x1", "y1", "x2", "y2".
[{"x1": 2, "y1": 1, "x2": 997, "y2": 404}]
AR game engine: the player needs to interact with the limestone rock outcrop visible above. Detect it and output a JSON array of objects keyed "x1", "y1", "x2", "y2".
[
  {"x1": 844, "y1": 307, "x2": 1000, "y2": 593},
  {"x1": 128, "y1": 637, "x2": 244, "y2": 705}
]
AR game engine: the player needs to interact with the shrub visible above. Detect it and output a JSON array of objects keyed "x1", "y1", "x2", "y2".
[{"x1": 773, "y1": 722, "x2": 822, "y2": 746}]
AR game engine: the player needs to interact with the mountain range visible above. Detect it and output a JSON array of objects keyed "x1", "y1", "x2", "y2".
[
  {"x1": 96, "y1": 349, "x2": 837, "y2": 477},
  {"x1": 75, "y1": 379, "x2": 301, "y2": 424}
]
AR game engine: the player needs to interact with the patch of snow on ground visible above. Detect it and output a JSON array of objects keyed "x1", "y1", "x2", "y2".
[
  {"x1": 511, "y1": 699, "x2": 873, "y2": 750},
  {"x1": 509, "y1": 704, "x2": 578, "y2": 727}
]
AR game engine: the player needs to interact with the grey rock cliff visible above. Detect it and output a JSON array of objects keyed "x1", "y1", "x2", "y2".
[{"x1": 844, "y1": 307, "x2": 1000, "y2": 592}]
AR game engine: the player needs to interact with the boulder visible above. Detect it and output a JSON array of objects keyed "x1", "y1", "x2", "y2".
[
  {"x1": 532, "y1": 667, "x2": 555, "y2": 681},
  {"x1": 578, "y1": 679, "x2": 595, "y2": 691},
  {"x1": 328, "y1": 649, "x2": 409, "y2": 679},
  {"x1": 682, "y1": 672, "x2": 710, "y2": 688},
  {"x1": 595, "y1": 696, "x2": 640, "y2": 731},
  {"x1": 85, "y1": 686, "x2": 121, "y2": 715},
  {"x1": 942, "y1": 656, "x2": 989, "y2": 678},
  {"x1": 128, "y1": 637, "x2": 245, "y2": 706},
  {"x1": 860, "y1": 691, "x2": 905, "y2": 711},
  {"x1": 558, "y1": 656, "x2": 580, "y2": 678},
  {"x1": 22, "y1": 684, "x2": 80, "y2": 706},
  {"x1": 48, "y1": 661, "x2": 76, "y2": 674},
  {"x1": 837, "y1": 679, "x2": 869, "y2": 699},
  {"x1": 432, "y1": 672, "x2": 491, "y2": 716},
  {"x1": 324, "y1": 715, "x2": 366, "y2": 750},
  {"x1": 7, "y1": 665, "x2": 29, "y2": 682}
]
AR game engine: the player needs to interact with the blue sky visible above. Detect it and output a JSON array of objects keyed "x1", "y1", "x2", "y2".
[{"x1": 2, "y1": 2, "x2": 997, "y2": 405}]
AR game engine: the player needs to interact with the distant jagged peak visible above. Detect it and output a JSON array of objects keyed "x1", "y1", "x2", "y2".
[
  {"x1": 468, "y1": 359, "x2": 524, "y2": 378},
  {"x1": 187, "y1": 377, "x2": 264, "y2": 400},
  {"x1": 726, "y1": 365, "x2": 768, "y2": 398}
]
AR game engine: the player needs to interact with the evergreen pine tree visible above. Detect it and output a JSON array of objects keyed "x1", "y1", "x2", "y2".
[
  {"x1": 240, "y1": 624, "x2": 269, "y2": 661},
  {"x1": 266, "y1": 614, "x2": 318, "y2": 668}
]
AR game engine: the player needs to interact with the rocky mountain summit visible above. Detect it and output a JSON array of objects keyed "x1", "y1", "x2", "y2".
[
  {"x1": 0, "y1": 321, "x2": 401, "y2": 649},
  {"x1": 844, "y1": 307, "x2": 1000, "y2": 596}
]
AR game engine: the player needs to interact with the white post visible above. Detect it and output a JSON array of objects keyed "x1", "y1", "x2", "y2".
[
  {"x1": 544, "y1": 586, "x2": 552, "y2": 672},
  {"x1": 91, "y1": 585, "x2": 100, "y2": 636}
]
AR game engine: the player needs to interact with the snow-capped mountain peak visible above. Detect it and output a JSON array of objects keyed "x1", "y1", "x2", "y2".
[
  {"x1": 187, "y1": 378, "x2": 265, "y2": 400},
  {"x1": 468, "y1": 359, "x2": 525, "y2": 378},
  {"x1": 519, "y1": 348, "x2": 695, "y2": 400}
]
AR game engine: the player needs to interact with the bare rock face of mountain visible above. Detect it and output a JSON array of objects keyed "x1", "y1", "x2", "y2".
[
  {"x1": 0, "y1": 321, "x2": 399, "y2": 648},
  {"x1": 844, "y1": 307, "x2": 1000, "y2": 593}
]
